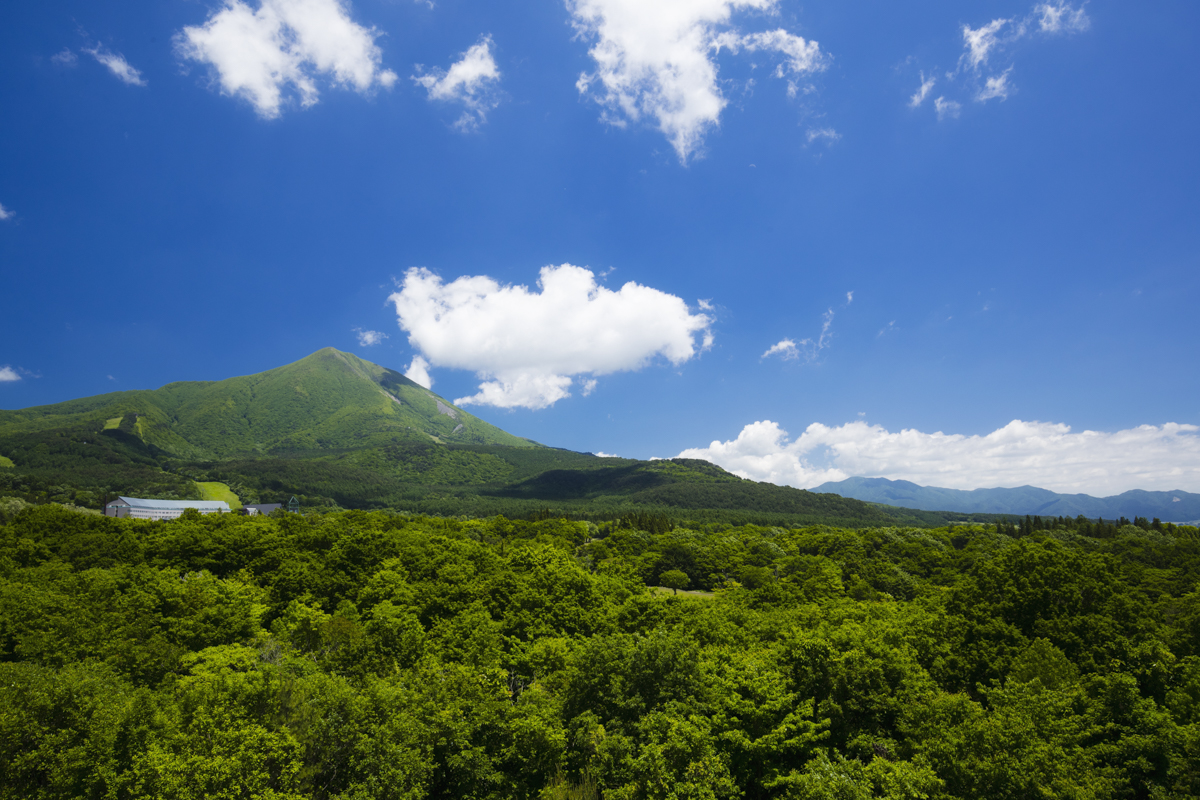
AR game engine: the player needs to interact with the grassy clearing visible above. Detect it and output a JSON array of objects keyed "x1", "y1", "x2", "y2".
[
  {"x1": 195, "y1": 481, "x2": 242, "y2": 510},
  {"x1": 0, "y1": 455, "x2": 13, "y2": 468},
  {"x1": 650, "y1": 586, "x2": 717, "y2": 600},
  {"x1": 103, "y1": 417, "x2": 122, "y2": 430}
]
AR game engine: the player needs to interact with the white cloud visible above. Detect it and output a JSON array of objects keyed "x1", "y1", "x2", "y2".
[
  {"x1": 845, "y1": 291, "x2": 854, "y2": 305},
  {"x1": 176, "y1": 0, "x2": 397, "y2": 119},
  {"x1": 0, "y1": 203, "x2": 12, "y2": 221},
  {"x1": 762, "y1": 339, "x2": 799, "y2": 360},
  {"x1": 404, "y1": 355, "x2": 433, "y2": 389},
  {"x1": 679, "y1": 419, "x2": 1200, "y2": 496},
  {"x1": 354, "y1": 328, "x2": 387, "y2": 346},
  {"x1": 388, "y1": 264, "x2": 713, "y2": 409},
  {"x1": 84, "y1": 45, "x2": 147, "y2": 86},
  {"x1": 934, "y1": 96, "x2": 960, "y2": 120},
  {"x1": 0, "y1": 367, "x2": 21, "y2": 383},
  {"x1": 412, "y1": 36, "x2": 501, "y2": 131},
  {"x1": 806, "y1": 127, "x2": 840, "y2": 145},
  {"x1": 568, "y1": 0, "x2": 827, "y2": 162},
  {"x1": 1037, "y1": 2, "x2": 1090, "y2": 34},
  {"x1": 762, "y1": 307, "x2": 835, "y2": 363},
  {"x1": 977, "y1": 67, "x2": 1013, "y2": 102},
  {"x1": 909, "y1": 71, "x2": 935, "y2": 108},
  {"x1": 52, "y1": 49, "x2": 78, "y2": 67},
  {"x1": 960, "y1": 18, "x2": 1009, "y2": 72},
  {"x1": 923, "y1": 2, "x2": 1087, "y2": 118},
  {"x1": 595, "y1": 451, "x2": 622, "y2": 458}
]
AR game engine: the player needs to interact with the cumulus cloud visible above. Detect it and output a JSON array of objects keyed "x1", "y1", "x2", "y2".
[
  {"x1": 0, "y1": 367, "x2": 21, "y2": 383},
  {"x1": 679, "y1": 419, "x2": 1200, "y2": 496},
  {"x1": 977, "y1": 68, "x2": 1013, "y2": 102},
  {"x1": 176, "y1": 0, "x2": 397, "y2": 119},
  {"x1": 934, "y1": 96, "x2": 961, "y2": 120},
  {"x1": 84, "y1": 45, "x2": 147, "y2": 86},
  {"x1": 909, "y1": 71, "x2": 935, "y2": 108},
  {"x1": 412, "y1": 36, "x2": 501, "y2": 130},
  {"x1": 404, "y1": 355, "x2": 433, "y2": 389},
  {"x1": 568, "y1": 0, "x2": 827, "y2": 162},
  {"x1": 388, "y1": 264, "x2": 713, "y2": 409},
  {"x1": 0, "y1": 203, "x2": 13, "y2": 221},
  {"x1": 354, "y1": 328, "x2": 387, "y2": 346}
]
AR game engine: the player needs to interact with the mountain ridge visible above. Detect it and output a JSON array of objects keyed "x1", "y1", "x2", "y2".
[
  {"x1": 814, "y1": 476, "x2": 1200, "y2": 521},
  {"x1": 0, "y1": 348, "x2": 536, "y2": 459}
]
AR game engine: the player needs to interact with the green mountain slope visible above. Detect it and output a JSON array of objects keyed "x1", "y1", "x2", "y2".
[
  {"x1": 0, "y1": 350, "x2": 950, "y2": 528},
  {"x1": 0, "y1": 348, "x2": 535, "y2": 460}
]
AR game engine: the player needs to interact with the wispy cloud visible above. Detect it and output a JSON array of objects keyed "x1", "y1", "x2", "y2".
[
  {"x1": 176, "y1": 0, "x2": 397, "y2": 118},
  {"x1": 934, "y1": 96, "x2": 961, "y2": 120},
  {"x1": 913, "y1": 1, "x2": 1088, "y2": 119},
  {"x1": 977, "y1": 68, "x2": 1013, "y2": 102},
  {"x1": 761, "y1": 339, "x2": 799, "y2": 360},
  {"x1": 1037, "y1": 1, "x2": 1091, "y2": 34},
  {"x1": 959, "y1": 18, "x2": 1009, "y2": 72},
  {"x1": 909, "y1": 71, "x2": 936, "y2": 108},
  {"x1": 762, "y1": 307, "x2": 836, "y2": 363},
  {"x1": 0, "y1": 203, "x2": 13, "y2": 221},
  {"x1": 680, "y1": 419, "x2": 1200, "y2": 495},
  {"x1": 0, "y1": 367, "x2": 21, "y2": 383},
  {"x1": 388, "y1": 264, "x2": 713, "y2": 409},
  {"x1": 354, "y1": 328, "x2": 387, "y2": 346},
  {"x1": 568, "y1": 0, "x2": 828, "y2": 162},
  {"x1": 52, "y1": 49, "x2": 78, "y2": 67},
  {"x1": 84, "y1": 45, "x2": 147, "y2": 86},
  {"x1": 806, "y1": 127, "x2": 840, "y2": 145},
  {"x1": 413, "y1": 36, "x2": 501, "y2": 131}
]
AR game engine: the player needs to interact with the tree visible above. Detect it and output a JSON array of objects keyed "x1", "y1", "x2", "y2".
[{"x1": 660, "y1": 570, "x2": 689, "y2": 595}]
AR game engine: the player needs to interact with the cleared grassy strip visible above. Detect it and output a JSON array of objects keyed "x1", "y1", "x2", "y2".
[
  {"x1": 195, "y1": 481, "x2": 242, "y2": 510},
  {"x1": 0, "y1": 455, "x2": 13, "y2": 468},
  {"x1": 103, "y1": 417, "x2": 122, "y2": 430},
  {"x1": 650, "y1": 586, "x2": 717, "y2": 599}
]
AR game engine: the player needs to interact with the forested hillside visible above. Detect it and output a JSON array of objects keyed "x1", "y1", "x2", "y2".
[
  {"x1": 0, "y1": 349, "x2": 933, "y2": 529},
  {"x1": 2, "y1": 505, "x2": 1198, "y2": 798}
]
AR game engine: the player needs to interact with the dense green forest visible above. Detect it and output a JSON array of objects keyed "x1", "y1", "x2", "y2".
[{"x1": 2, "y1": 505, "x2": 1199, "y2": 798}]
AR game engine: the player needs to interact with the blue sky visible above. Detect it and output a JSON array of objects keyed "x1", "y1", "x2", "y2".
[{"x1": 1, "y1": 0, "x2": 1198, "y2": 495}]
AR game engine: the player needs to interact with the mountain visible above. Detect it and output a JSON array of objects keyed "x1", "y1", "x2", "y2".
[
  {"x1": 0, "y1": 348, "x2": 535, "y2": 460},
  {"x1": 813, "y1": 476, "x2": 1200, "y2": 522},
  {"x1": 0, "y1": 349, "x2": 905, "y2": 528}
]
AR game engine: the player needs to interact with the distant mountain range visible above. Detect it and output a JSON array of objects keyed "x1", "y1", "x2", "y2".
[{"x1": 814, "y1": 476, "x2": 1200, "y2": 523}]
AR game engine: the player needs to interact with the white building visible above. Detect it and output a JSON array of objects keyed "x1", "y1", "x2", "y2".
[{"x1": 105, "y1": 496, "x2": 230, "y2": 520}]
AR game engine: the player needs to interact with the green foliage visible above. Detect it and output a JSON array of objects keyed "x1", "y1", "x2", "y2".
[
  {"x1": 660, "y1": 569, "x2": 689, "y2": 594},
  {"x1": 3, "y1": 497, "x2": 1200, "y2": 798}
]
